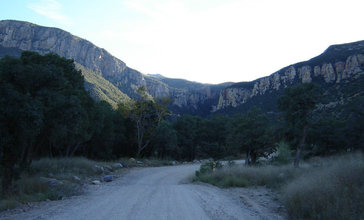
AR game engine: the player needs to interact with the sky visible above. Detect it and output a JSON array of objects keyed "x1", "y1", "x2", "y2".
[{"x1": 1, "y1": 0, "x2": 364, "y2": 84}]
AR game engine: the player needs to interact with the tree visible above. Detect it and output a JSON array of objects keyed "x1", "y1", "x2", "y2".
[
  {"x1": 230, "y1": 107, "x2": 272, "y2": 165},
  {"x1": 174, "y1": 115, "x2": 201, "y2": 161},
  {"x1": 149, "y1": 120, "x2": 178, "y2": 159},
  {"x1": 0, "y1": 52, "x2": 95, "y2": 193},
  {"x1": 278, "y1": 83, "x2": 321, "y2": 167},
  {"x1": 0, "y1": 56, "x2": 43, "y2": 194},
  {"x1": 118, "y1": 87, "x2": 171, "y2": 158}
]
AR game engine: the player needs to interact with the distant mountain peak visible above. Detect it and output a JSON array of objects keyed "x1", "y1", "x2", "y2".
[{"x1": 147, "y1": 74, "x2": 165, "y2": 79}]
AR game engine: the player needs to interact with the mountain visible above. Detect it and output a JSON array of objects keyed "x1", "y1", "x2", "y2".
[
  {"x1": 212, "y1": 41, "x2": 364, "y2": 115},
  {"x1": 0, "y1": 20, "x2": 363, "y2": 117},
  {"x1": 0, "y1": 20, "x2": 228, "y2": 114}
]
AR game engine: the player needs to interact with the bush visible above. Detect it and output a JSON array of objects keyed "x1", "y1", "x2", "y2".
[
  {"x1": 272, "y1": 141, "x2": 292, "y2": 164},
  {"x1": 195, "y1": 161, "x2": 222, "y2": 177}
]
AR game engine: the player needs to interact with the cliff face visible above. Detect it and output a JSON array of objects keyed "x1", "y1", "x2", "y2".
[
  {"x1": 0, "y1": 20, "x2": 223, "y2": 113},
  {"x1": 213, "y1": 42, "x2": 364, "y2": 112}
]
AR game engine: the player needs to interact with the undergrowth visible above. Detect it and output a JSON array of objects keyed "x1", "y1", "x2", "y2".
[{"x1": 0, "y1": 157, "x2": 123, "y2": 211}]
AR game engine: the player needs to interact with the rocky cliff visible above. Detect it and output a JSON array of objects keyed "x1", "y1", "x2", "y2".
[
  {"x1": 213, "y1": 41, "x2": 364, "y2": 113},
  {"x1": 0, "y1": 20, "x2": 224, "y2": 113}
]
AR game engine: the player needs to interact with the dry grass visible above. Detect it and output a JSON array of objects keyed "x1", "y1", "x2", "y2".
[
  {"x1": 195, "y1": 153, "x2": 364, "y2": 219},
  {"x1": 283, "y1": 153, "x2": 364, "y2": 220},
  {"x1": 196, "y1": 163, "x2": 301, "y2": 188}
]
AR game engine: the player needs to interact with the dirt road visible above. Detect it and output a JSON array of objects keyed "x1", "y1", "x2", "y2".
[{"x1": 1, "y1": 164, "x2": 284, "y2": 220}]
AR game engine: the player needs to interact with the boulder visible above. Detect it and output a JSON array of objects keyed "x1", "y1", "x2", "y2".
[{"x1": 103, "y1": 175, "x2": 113, "y2": 182}]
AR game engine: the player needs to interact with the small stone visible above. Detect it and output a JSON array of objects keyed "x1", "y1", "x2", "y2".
[
  {"x1": 40, "y1": 177, "x2": 63, "y2": 186},
  {"x1": 72, "y1": 176, "x2": 81, "y2": 182},
  {"x1": 103, "y1": 165, "x2": 113, "y2": 171},
  {"x1": 112, "y1": 163, "x2": 123, "y2": 169},
  {"x1": 91, "y1": 180, "x2": 101, "y2": 185}
]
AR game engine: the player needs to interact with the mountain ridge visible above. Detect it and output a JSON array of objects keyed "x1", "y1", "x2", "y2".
[{"x1": 0, "y1": 19, "x2": 363, "y2": 116}]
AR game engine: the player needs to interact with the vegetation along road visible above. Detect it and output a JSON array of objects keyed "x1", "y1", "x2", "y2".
[{"x1": 1, "y1": 164, "x2": 283, "y2": 220}]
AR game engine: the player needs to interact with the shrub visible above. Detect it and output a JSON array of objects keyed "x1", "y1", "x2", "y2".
[
  {"x1": 272, "y1": 141, "x2": 292, "y2": 164},
  {"x1": 195, "y1": 161, "x2": 222, "y2": 177}
]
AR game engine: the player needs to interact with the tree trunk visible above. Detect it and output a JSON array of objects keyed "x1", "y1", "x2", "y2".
[
  {"x1": 245, "y1": 150, "x2": 251, "y2": 166},
  {"x1": 294, "y1": 125, "x2": 308, "y2": 168},
  {"x1": 250, "y1": 151, "x2": 257, "y2": 165},
  {"x1": 1, "y1": 146, "x2": 15, "y2": 195},
  {"x1": 20, "y1": 144, "x2": 32, "y2": 170},
  {"x1": 2, "y1": 166, "x2": 14, "y2": 195}
]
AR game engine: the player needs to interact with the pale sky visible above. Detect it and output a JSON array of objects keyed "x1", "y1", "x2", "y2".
[{"x1": 1, "y1": 0, "x2": 364, "y2": 84}]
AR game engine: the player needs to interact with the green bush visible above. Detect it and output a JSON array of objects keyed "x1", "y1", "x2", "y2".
[
  {"x1": 272, "y1": 141, "x2": 292, "y2": 164},
  {"x1": 195, "y1": 161, "x2": 222, "y2": 177}
]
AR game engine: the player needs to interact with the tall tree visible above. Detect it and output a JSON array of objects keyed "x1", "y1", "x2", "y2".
[
  {"x1": 278, "y1": 83, "x2": 321, "y2": 167},
  {"x1": 230, "y1": 107, "x2": 272, "y2": 165}
]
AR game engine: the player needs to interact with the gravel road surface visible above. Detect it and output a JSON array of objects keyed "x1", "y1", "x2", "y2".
[{"x1": 1, "y1": 164, "x2": 284, "y2": 220}]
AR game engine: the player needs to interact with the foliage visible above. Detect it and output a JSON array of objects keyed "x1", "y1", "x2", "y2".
[
  {"x1": 0, "y1": 51, "x2": 92, "y2": 193},
  {"x1": 149, "y1": 121, "x2": 178, "y2": 159}
]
